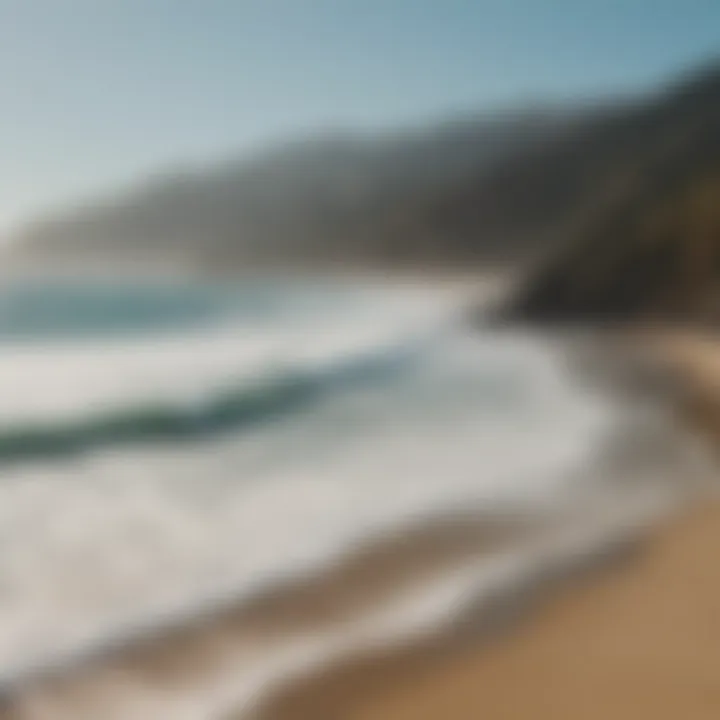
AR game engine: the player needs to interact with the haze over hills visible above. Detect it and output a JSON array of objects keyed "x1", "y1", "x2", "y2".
[
  {"x1": 8, "y1": 107, "x2": 600, "y2": 272},
  {"x1": 8, "y1": 61, "x2": 720, "y2": 286}
]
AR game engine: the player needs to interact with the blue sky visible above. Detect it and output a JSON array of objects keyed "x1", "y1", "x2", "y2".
[{"x1": 0, "y1": 0, "x2": 718, "y2": 231}]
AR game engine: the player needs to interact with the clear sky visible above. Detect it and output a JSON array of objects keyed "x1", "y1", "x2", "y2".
[{"x1": 0, "y1": 0, "x2": 718, "y2": 231}]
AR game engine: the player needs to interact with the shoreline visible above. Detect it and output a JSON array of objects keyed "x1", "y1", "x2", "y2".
[
  {"x1": 246, "y1": 332, "x2": 720, "y2": 720},
  {"x1": 0, "y1": 330, "x2": 708, "y2": 719},
  {"x1": 0, "y1": 477, "x2": 685, "y2": 720},
  {"x1": 0, "y1": 503, "x2": 580, "y2": 719},
  {"x1": 268, "y1": 497, "x2": 720, "y2": 720}
]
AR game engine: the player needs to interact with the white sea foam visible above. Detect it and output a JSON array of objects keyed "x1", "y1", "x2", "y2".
[
  {"x1": 0, "y1": 284, "x2": 463, "y2": 425},
  {"x1": 0, "y1": 279, "x2": 648, "y2": 717}
]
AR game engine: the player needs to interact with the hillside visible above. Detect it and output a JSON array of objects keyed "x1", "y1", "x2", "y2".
[
  {"x1": 9, "y1": 63, "x2": 720, "y2": 280},
  {"x1": 500, "y1": 63, "x2": 720, "y2": 322},
  {"x1": 9, "y1": 110, "x2": 588, "y2": 272}
]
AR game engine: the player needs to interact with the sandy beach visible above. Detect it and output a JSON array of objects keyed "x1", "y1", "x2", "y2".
[
  {"x1": 0, "y1": 331, "x2": 712, "y2": 720},
  {"x1": 247, "y1": 334, "x2": 720, "y2": 720},
  {"x1": 260, "y1": 497, "x2": 720, "y2": 720},
  {"x1": 0, "y1": 480, "x2": 687, "y2": 720}
]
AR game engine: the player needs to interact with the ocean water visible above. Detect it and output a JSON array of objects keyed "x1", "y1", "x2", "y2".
[{"x1": 0, "y1": 276, "x2": 626, "y2": 687}]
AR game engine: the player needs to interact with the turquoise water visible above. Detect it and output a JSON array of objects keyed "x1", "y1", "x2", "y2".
[
  {"x1": 0, "y1": 279, "x2": 442, "y2": 464},
  {"x1": 0, "y1": 278, "x2": 350, "y2": 342}
]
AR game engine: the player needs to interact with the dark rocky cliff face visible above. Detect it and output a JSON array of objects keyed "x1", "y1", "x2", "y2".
[{"x1": 500, "y1": 63, "x2": 720, "y2": 324}]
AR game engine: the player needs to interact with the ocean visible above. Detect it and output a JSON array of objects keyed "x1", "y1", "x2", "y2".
[{"x1": 0, "y1": 275, "x2": 692, "y2": 718}]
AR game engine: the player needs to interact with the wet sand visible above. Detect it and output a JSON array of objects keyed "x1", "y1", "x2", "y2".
[
  {"x1": 0, "y1": 483, "x2": 681, "y2": 720},
  {"x1": 252, "y1": 498, "x2": 719, "y2": 720},
  {"x1": 0, "y1": 511, "x2": 529, "y2": 719}
]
